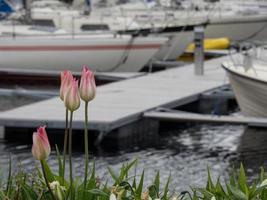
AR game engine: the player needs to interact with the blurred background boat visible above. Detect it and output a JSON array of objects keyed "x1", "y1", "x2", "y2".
[
  {"x1": 2, "y1": 0, "x2": 267, "y2": 72},
  {"x1": 0, "y1": 32, "x2": 167, "y2": 72},
  {"x1": 28, "y1": 0, "x2": 267, "y2": 61}
]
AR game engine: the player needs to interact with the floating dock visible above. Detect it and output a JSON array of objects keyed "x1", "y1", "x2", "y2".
[
  {"x1": 144, "y1": 111, "x2": 267, "y2": 127},
  {"x1": 0, "y1": 54, "x2": 234, "y2": 134}
]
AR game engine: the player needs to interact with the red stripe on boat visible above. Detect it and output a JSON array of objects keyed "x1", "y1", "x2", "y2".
[{"x1": 0, "y1": 44, "x2": 163, "y2": 51}]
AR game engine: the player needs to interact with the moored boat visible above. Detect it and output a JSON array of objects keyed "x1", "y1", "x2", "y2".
[
  {"x1": 0, "y1": 33, "x2": 168, "y2": 72},
  {"x1": 222, "y1": 58, "x2": 267, "y2": 117}
]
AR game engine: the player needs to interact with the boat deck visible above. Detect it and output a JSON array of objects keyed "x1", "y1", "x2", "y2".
[{"x1": 0, "y1": 55, "x2": 232, "y2": 133}]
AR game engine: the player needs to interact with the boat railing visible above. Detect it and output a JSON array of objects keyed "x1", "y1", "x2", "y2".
[
  {"x1": 228, "y1": 41, "x2": 267, "y2": 75},
  {"x1": 1, "y1": 29, "x2": 120, "y2": 40}
]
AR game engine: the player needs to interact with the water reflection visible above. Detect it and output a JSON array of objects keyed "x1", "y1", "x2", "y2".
[{"x1": 234, "y1": 127, "x2": 267, "y2": 178}]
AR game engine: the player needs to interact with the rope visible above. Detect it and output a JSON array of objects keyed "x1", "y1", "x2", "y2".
[{"x1": 97, "y1": 34, "x2": 136, "y2": 72}]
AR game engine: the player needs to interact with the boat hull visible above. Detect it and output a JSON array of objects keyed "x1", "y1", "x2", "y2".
[
  {"x1": 206, "y1": 15, "x2": 267, "y2": 41},
  {"x1": 0, "y1": 35, "x2": 167, "y2": 72},
  {"x1": 222, "y1": 62, "x2": 267, "y2": 117},
  {"x1": 154, "y1": 30, "x2": 194, "y2": 60}
]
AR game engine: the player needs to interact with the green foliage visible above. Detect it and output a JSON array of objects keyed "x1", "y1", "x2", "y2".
[
  {"x1": 194, "y1": 164, "x2": 267, "y2": 200},
  {"x1": 0, "y1": 155, "x2": 177, "y2": 200},
  {"x1": 2, "y1": 158, "x2": 267, "y2": 200}
]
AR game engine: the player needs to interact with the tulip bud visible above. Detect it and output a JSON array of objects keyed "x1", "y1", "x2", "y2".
[
  {"x1": 64, "y1": 78, "x2": 80, "y2": 111},
  {"x1": 60, "y1": 70, "x2": 73, "y2": 101},
  {"x1": 79, "y1": 66, "x2": 96, "y2": 102},
  {"x1": 32, "y1": 126, "x2": 51, "y2": 160}
]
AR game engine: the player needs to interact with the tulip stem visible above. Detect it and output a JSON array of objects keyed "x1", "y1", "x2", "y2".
[
  {"x1": 41, "y1": 160, "x2": 56, "y2": 200},
  {"x1": 68, "y1": 111, "x2": 74, "y2": 199},
  {"x1": 84, "y1": 101, "x2": 89, "y2": 189},
  {"x1": 62, "y1": 108, "x2": 69, "y2": 181}
]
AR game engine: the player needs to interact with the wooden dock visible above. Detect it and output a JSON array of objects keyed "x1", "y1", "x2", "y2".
[{"x1": 0, "y1": 55, "x2": 235, "y2": 135}]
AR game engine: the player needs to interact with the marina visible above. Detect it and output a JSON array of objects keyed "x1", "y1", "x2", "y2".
[
  {"x1": 0, "y1": 53, "x2": 244, "y2": 140},
  {"x1": 1, "y1": 0, "x2": 267, "y2": 199}
]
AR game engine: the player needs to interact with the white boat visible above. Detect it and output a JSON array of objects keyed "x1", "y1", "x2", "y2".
[
  {"x1": 205, "y1": 15, "x2": 267, "y2": 42},
  {"x1": 0, "y1": 33, "x2": 168, "y2": 72},
  {"x1": 0, "y1": 22, "x2": 67, "y2": 36},
  {"x1": 222, "y1": 56, "x2": 267, "y2": 117},
  {"x1": 7, "y1": 0, "x2": 267, "y2": 64},
  {"x1": 29, "y1": 1, "x2": 267, "y2": 61}
]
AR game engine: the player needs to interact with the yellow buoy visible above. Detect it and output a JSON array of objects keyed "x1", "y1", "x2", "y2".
[{"x1": 186, "y1": 37, "x2": 230, "y2": 52}]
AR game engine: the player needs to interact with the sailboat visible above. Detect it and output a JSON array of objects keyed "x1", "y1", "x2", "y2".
[
  {"x1": 0, "y1": 32, "x2": 168, "y2": 72},
  {"x1": 0, "y1": 0, "x2": 168, "y2": 72},
  {"x1": 29, "y1": 0, "x2": 267, "y2": 63}
]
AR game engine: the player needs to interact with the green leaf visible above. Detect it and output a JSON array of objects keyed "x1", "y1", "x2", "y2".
[
  {"x1": 21, "y1": 184, "x2": 38, "y2": 200},
  {"x1": 206, "y1": 167, "x2": 215, "y2": 192},
  {"x1": 154, "y1": 171, "x2": 160, "y2": 193},
  {"x1": 87, "y1": 189, "x2": 109, "y2": 197},
  {"x1": 102, "y1": 181, "x2": 109, "y2": 194},
  {"x1": 55, "y1": 145, "x2": 63, "y2": 180},
  {"x1": 119, "y1": 181, "x2": 135, "y2": 195},
  {"x1": 148, "y1": 185, "x2": 159, "y2": 199},
  {"x1": 227, "y1": 184, "x2": 248, "y2": 200},
  {"x1": 108, "y1": 166, "x2": 119, "y2": 184},
  {"x1": 80, "y1": 161, "x2": 97, "y2": 200},
  {"x1": 0, "y1": 191, "x2": 5, "y2": 200},
  {"x1": 87, "y1": 161, "x2": 96, "y2": 189},
  {"x1": 118, "y1": 159, "x2": 137, "y2": 184},
  {"x1": 238, "y1": 163, "x2": 248, "y2": 195},
  {"x1": 162, "y1": 173, "x2": 171, "y2": 200},
  {"x1": 260, "y1": 167, "x2": 266, "y2": 182},
  {"x1": 196, "y1": 188, "x2": 214, "y2": 199},
  {"x1": 132, "y1": 177, "x2": 136, "y2": 190},
  {"x1": 229, "y1": 168, "x2": 237, "y2": 187},
  {"x1": 135, "y1": 170, "x2": 144, "y2": 199},
  {"x1": 215, "y1": 176, "x2": 225, "y2": 195},
  {"x1": 124, "y1": 159, "x2": 137, "y2": 175},
  {"x1": 249, "y1": 182, "x2": 261, "y2": 199},
  {"x1": 41, "y1": 160, "x2": 55, "y2": 183}
]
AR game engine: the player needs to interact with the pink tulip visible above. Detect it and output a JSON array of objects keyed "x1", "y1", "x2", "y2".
[
  {"x1": 60, "y1": 70, "x2": 73, "y2": 101},
  {"x1": 79, "y1": 66, "x2": 96, "y2": 102},
  {"x1": 64, "y1": 78, "x2": 80, "y2": 111},
  {"x1": 32, "y1": 126, "x2": 51, "y2": 160}
]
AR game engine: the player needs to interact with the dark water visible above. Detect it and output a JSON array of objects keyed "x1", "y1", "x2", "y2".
[
  {"x1": 1, "y1": 122, "x2": 266, "y2": 191},
  {"x1": 0, "y1": 94, "x2": 267, "y2": 191}
]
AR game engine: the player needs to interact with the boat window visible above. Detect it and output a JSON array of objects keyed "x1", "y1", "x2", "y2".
[
  {"x1": 32, "y1": 19, "x2": 56, "y2": 28},
  {"x1": 80, "y1": 24, "x2": 109, "y2": 31}
]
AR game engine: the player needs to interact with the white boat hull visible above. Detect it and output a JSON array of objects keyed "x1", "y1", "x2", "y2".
[
  {"x1": 206, "y1": 15, "x2": 267, "y2": 41},
  {"x1": 148, "y1": 16, "x2": 267, "y2": 61},
  {"x1": 0, "y1": 34, "x2": 167, "y2": 72},
  {"x1": 154, "y1": 31, "x2": 194, "y2": 60},
  {"x1": 222, "y1": 62, "x2": 267, "y2": 117}
]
